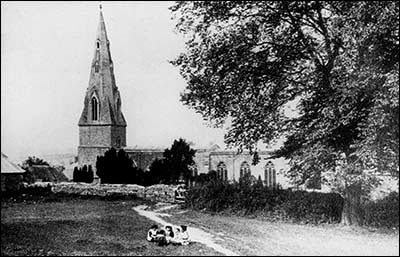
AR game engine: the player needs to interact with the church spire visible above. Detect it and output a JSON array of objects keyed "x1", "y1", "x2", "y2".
[{"x1": 78, "y1": 5, "x2": 126, "y2": 127}]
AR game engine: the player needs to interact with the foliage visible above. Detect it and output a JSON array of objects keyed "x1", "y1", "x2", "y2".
[
  {"x1": 170, "y1": 1, "x2": 399, "y2": 225},
  {"x1": 146, "y1": 138, "x2": 196, "y2": 185},
  {"x1": 73, "y1": 165, "x2": 94, "y2": 183},
  {"x1": 163, "y1": 138, "x2": 197, "y2": 183},
  {"x1": 96, "y1": 148, "x2": 145, "y2": 184},
  {"x1": 20, "y1": 156, "x2": 68, "y2": 183},
  {"x1": 193, "y1": 170, "x2": 217, "y2": 185},
  {"x1": 144, "y1": 158, "x2": 167, "y2": 185},
  {"x1": 21, "y1": 156, "x2": 49, "y2": 183},
  {"x1": 185, "y1": 179, "x2": 343, "y2": 224},
  {"x1": 361, "y1": 192, "x2": 399, "y2": 228},
  {"x1": 21, "y1": 156, "x2": 49, "y2": 168}
]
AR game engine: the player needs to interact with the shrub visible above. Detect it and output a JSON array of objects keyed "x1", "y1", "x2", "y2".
[
  {"x1": 362, "y1": 192, "x2": 399, "y2": 228},
  {"x1": 73, "y1": 165, "x2": 94, "y2": 183},
  {"x1": 184, "y1": 179, "x2": 344, "y2": 224},
  {"x1": 280, "y1": 191, "x2": 343, "y2": 224}
]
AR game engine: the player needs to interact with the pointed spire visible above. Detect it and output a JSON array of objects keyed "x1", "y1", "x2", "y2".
[
  {"x1": 97, "y1": 3, "x2": 108, "y2": 42},
  {"x1": 78, "y1": 5, "x2": 126, "y2": 127}
]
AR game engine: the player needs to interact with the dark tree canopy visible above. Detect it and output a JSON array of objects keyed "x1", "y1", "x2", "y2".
[
  {"x1": 96, "y1": 148, "x2": 144, "y2": 184},
  {"x1": 163, "y1": 138, "x2": 197, "y2": 183},
  {"x1": 170, "y1": 1, "x2": 398, "y2": 176},
  {"x1": 146, "y1": 158, "x2": 168, "y2": 185},
  {"x1": 170, "y1": 1, "x2": 399, "y2": 225},
  {"x1": 147, "y1": 138, "x2": 196, "y2": 185},
  {"x1": 22, "y1": 156, "x2": 49, "y2": 168}
]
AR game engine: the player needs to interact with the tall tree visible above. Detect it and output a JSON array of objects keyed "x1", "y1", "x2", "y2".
[
  {"x1": 170, "y1": 1, "x2": 399, "y2": 225},
  {"x1": 163, "y1": 138, "x2": 197, "y2": 184},
  {"x1": 147, "y1": 138, "x2": 197, "y2": 185}
]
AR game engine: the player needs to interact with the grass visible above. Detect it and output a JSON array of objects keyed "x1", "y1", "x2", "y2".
[
  {"x1": 1, "y1": 196, "x2": 222, "y2": 256},
  {"x1": 162, "y1": 206, "x2": 399, "y2": 256},
  {"x1": 2, "y1": 193, "x2": 399, "y2": 256}
]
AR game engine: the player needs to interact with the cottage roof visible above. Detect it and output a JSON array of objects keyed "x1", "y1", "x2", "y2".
[{"x1": 1, "y1": 152, "x2": 25, "y2": 174}]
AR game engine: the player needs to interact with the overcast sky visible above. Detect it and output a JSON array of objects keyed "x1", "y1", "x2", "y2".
[{"x1": 1, "y1": 1, "x2": 229, "y2": 160}]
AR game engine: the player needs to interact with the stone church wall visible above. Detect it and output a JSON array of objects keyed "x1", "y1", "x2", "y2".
[
  {"x1": 79, "y1": 126, "x2": 112, "y2": 146},
  {"x1": 111, "y1": 126, "x2": 126, "y2": 148},
  {"x1": 78, "y1": 146, "x2": 109, "y2": 170}
]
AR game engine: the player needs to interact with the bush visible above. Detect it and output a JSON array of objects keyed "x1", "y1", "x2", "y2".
[
  {"x1": 280, "y1": 191, "x2": 343, "y2": 224},
  {"x1": 184, "y1": 179, "x2": 344, "y2": 224},
  {"x1": 73, "y1": 165, "x2": 94, "y2": 183},
  {"x1": 362, "y1": 192, "x2": 399, "y2": 228}
]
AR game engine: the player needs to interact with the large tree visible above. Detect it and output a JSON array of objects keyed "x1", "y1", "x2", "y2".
[
  {"x1": 170, "y1": 1, "x2": 399, "y2": 225},
  {"x1": 147, "y1": 138, "x2": 196, "y2": 185}
]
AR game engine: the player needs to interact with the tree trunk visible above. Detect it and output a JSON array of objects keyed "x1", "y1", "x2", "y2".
[{"x1": 341, "y1": 183, "x2": 363, "y2": 226}]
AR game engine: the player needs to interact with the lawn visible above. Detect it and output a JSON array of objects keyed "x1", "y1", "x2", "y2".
[
  {"x1": 1, "y1": 196, "x2": 222, "y2": 256},
  {"x1": 2, "y1": 195, "x2": 399, "y2": 256},
  {"x1": 162, "y1": 207, "x2": 399, "y2": 256}
]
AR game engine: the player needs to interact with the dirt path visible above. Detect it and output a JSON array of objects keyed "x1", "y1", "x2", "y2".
[{"x1": 132, "y1": 204, "x2": 239, "y2": 256}]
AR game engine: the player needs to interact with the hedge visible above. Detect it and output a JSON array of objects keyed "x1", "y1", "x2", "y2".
[
  {"x1": 185, "y1": 180, "x2": 398, "y2": 227},
  {"x1": 361, "y1": 191, "x2": 399, "y2": 228},
  {"x1": 184, "y1": 179, "x2": 344, "y2": 224}
]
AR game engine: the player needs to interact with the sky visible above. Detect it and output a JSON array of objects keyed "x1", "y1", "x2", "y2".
[{"x1": 1, "y1": 1, "x2": 229, "y2": 160}]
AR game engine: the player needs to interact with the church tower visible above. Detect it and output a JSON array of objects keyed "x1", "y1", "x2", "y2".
[{"x1": 78, "y1": 5, "x2": 127, "y2": 171}]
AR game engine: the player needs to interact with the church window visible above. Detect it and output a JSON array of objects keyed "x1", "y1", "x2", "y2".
[
  {"x1": 264, "y1": 161, "x2": 276, "y2": 188},
  {"x1": 116, "y1": 137, "x2": 121, "y2": 147},
  {"x1": 217, "y1": 162, "x2": 227, "y2": 181},
  {"x1": 239, "y1": 161, "x2": 251, "y2": 178},
  {"x1": 95, "y1": 61, "x2": 99, "y2": 73},
  {"x1": 96, "y1": 41, "x2": 100, "y2": 49},
  {"x1": 91, "y1": 96, "x2": 99, "y2": 121}
]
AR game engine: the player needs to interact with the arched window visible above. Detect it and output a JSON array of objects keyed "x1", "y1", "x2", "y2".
[
  {"x1": 96, "y1": 41, "x2": 100, "y2": 49},
  {"x1": 94, "y1": 61, "x2": 99, "y2": 73},
  {"x1": 240, "y1": 161, "x2": 251, "y2": 178},
  {"x1": 91, "y1": 96, "x2": 99, "y2": 121},
  {"x1": 116, "y1": 136, "x2": 121, "y2": 148},
  {"x1": 264, "y1": 161, "x2": 276, "y2": 188},
  {"x1": 217, "y1": 162, "x2": 227, "y2": 181}
]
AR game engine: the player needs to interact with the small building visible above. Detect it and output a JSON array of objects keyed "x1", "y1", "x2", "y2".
[{"x1": 1, "y1": 152, "x2": 26, "y2": 192}]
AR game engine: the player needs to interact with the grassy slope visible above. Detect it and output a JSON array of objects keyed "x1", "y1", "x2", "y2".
[
  {"x1": 163, "y1": 208, "x2": 399, "y2": 256},
  {"x1": 1, "y1": 198, "x2": 222, "y2": 256}
]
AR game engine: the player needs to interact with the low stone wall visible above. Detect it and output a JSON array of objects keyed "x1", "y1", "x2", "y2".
[
  {"x1": 26, "y1": 182, "x2": 182, "y2": 203},
  {"x1": 145, "y1": 184, "x2": 177, "y2": 203}
]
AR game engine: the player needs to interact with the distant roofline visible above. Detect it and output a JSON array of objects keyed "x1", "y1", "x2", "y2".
[{"x1": 124, "y1": 147, "x2": 272, "y2": 155}]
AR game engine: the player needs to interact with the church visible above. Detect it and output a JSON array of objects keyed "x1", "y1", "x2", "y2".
[{"x1": 77, "y1": 6, "x2": 290, "y2": 187}]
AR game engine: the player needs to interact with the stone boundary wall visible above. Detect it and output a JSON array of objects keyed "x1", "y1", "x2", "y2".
[{"x1": 26, "y1": 182, "x2": 183, "y2": 203}]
